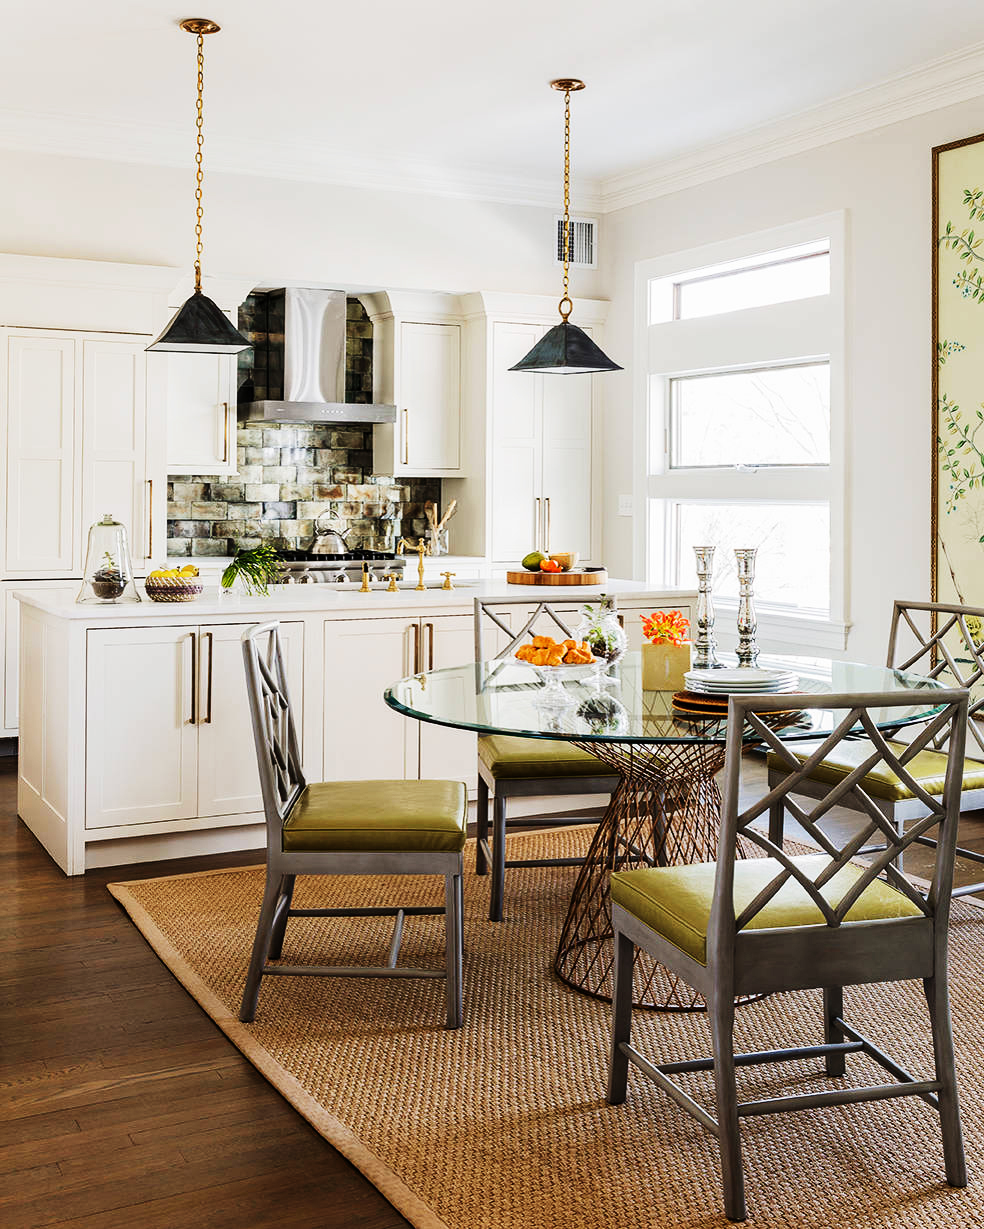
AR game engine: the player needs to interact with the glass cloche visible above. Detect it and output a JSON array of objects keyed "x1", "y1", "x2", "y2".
[
  {"x1": 77, "y1": 514, "x2": 142, "y2": 604},
  {"x1": 575, "y1": 594, "x2": 627, "y2": 668}
]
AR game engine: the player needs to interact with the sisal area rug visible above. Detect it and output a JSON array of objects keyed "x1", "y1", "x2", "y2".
[{"x1": 109, "y1": 827, "x2": 984, "y2": 1229}]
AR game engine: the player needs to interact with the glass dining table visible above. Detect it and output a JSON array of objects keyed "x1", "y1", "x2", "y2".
[{"x1": 385, "y1": 652, "x2": 943, "y2": 1011}]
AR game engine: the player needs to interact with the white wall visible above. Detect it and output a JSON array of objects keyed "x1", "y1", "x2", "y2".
[
  {"x1": 600, "y1": 95, "x2": 984, "y2": 662},
  {"x1": 0, "y1": 147, "x2": 599, "y2": 299}
]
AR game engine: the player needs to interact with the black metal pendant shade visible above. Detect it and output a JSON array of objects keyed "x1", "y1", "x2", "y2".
[
  {"x1": 509, "y1": 320, "x2": 622, "y2": 374},
  {"x1": 146, "y1": 290, "x2": 251, "y2": 354}
]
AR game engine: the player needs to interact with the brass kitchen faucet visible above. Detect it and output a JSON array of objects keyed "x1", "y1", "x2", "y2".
[{"x1": 397, "y1": 537, "x2": 430, "y2": 591}]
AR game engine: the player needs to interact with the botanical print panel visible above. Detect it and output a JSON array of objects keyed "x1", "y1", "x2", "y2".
[{"x1": 934, "y1": 133, "x2": 984, "y2": 696}]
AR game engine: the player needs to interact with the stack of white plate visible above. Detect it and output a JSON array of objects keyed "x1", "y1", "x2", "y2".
[{"x1": 684, "y1": 667, "x2": 800, "y2": 695}]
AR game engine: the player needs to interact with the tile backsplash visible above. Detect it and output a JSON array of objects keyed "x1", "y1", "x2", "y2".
[
  {"x1": 166, "y1": 425, "x2": 439, "y2": 557},
  {"x1": 166, "y1": 298, "x2": 440, "y2": 558}
]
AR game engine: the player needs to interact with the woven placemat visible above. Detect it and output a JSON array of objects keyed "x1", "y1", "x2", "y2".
[{"x1": 109, "y1": 828, "x2": 984, "y2": 1229}]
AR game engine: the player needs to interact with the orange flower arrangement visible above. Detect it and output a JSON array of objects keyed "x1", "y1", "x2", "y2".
[{"x1": 640, "y1": 609, "x2": 690, "y2": 646}]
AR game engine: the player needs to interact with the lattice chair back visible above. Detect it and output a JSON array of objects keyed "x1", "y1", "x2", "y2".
[
  {"x1": 887, "y1": 599, "x2": 984, "y2": 760},
  {"x1": 474, "y1": 596, "x2": 598, "y2": 662},
  {"x1": 710, "y1": 689, "x2": 969, "y2": 958},
  {"x1": 241, "y1": 622, "x2": 307, "y2": 838}
]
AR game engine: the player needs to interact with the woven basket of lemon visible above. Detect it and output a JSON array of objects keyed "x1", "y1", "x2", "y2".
[{"x1": 144, "y1": 564, "x2": 203, "y2": 602}]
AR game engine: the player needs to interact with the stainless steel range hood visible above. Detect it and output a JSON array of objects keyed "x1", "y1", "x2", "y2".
[{"x1": 240, "y1": 287, "x2": 396, "y2": 423}]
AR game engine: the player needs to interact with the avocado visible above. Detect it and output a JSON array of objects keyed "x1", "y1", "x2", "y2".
[{"x1": 522, "y1": 551, "x2": 546, "y2": 571}]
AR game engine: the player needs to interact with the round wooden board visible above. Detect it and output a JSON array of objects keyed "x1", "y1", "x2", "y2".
[{"x1": 505, "y1": 567, "x2": 609, "y2": 586}]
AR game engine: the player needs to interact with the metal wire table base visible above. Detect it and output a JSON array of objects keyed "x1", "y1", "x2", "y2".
[{"x1": 554, "y1": 737, "x2": 755, "y2": 1011}]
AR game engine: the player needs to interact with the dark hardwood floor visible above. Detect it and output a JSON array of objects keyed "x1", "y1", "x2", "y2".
[
  {"x1": 0, "y1": 756, "x2": 412, "y2": 1229},
  {"x1": 2, "y1": 751, "x2": 981, "y2": 1229}
]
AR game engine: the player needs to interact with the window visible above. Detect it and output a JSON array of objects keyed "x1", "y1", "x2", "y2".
[
  {"x1": 650, "y1": 240, "x2": 830, "y2": 322},
  {"x1": 670, "y1": 362, "x2": 830, "y2": 469},
  {"x1": 635, "y1": 215, "x2": 846, "y2": 645}
]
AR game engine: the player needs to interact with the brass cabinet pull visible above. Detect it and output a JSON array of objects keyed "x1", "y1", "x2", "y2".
[
  {"x1": 402, "y1": 408, "x2": 410, "y2": 466},
  {"x1": 411, "y1": 622, "x2": 420, "y2": 673},
  {"x1": 202, "y1": 631, "x2": 214, "y2": 723},
  {"x1": 147, "y1": 479, "x2": 153, "y2": 560},
  {"x1": 534, "y1": 498, "x2": 541, "y2": 552},
  {"x1": 424, "y1": 622, "x2": 435, "y2": 670},
  {"x1": 189, "y1": 632, "x2": 197, "y2": 724},
  {"x1": 222, "y1": 403, "x2": 230, "y2": 465},
  {"x1": 545, "y1": 497, "x2": 551, "y2": 554}
]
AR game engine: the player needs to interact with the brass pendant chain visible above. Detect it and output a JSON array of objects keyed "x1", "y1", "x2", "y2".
[
  {"x1": 193, "y1": 30, "x2": 205, "y2": 294},
  {"x1": 557, "y1": 89, "x2": 572, "y2": 321}
]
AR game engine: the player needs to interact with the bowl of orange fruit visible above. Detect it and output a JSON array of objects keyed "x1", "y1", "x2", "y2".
[{"x1": 515, "y1": 635, "x2": 598, "y2": 681}]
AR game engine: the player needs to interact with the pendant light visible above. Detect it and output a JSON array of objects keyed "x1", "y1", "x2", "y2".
[
  {"x1": 147, "y1": 18, "x2": 251, "y2": 354},
  {"x1": 510, "y1": 79, "x2": 621, "y2": 375}
]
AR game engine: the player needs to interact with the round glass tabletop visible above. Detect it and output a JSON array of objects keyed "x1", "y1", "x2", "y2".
[{"x1": 384, "y1": 653, "x2": 945, "y2": 744}]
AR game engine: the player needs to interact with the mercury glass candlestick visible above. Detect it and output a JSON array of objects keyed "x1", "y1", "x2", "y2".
[
  {"x1": 691, "y1": 546, "x2": 723, "y2": 669},
  {"x1": 734, "y1": 547, "x2": 760, "y2": 667}
]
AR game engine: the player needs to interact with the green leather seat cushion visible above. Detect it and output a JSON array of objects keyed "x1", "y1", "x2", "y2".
[
  {"x1": 478, "y1": 734, "x2": 612, "y2": 780},
  {"x1": 766, "y1": 738, "x2": 984, "y2": 801},
  {"x1": 611, "y1": 854, "x2": 924, "y2": 966},
  {"x1": 282, "y1": 780, "x2": 467, "y2": 853}
]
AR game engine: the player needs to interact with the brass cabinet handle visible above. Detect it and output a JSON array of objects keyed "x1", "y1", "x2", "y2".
[
  {"x1": 424, "y1": 622, "x2": 435, "y2": 670},
  {"x1": 222, "y1": 403, "x2": 230, "y2": 465},
  {"x1": 147, "y1": 479, "x2": 153, "y2": 560},
  {"x1": 202, "y1": 631, "x2": 213, "y2": 723},
  {"x1": 545, "y1": 497, "x2": 551, "y2": 554},
  {"x1": 189, "y1": 632, "x2": 197, "y2": 724},
  {"x1": 411, "y1": 622, "x2": 420, "y2": 672},
  {"x1": 402, "y1": 408, "x2": 409, "y2": 466},
  {"x1": 534, "y1": 498, "x2": 541, "y2": 552}
]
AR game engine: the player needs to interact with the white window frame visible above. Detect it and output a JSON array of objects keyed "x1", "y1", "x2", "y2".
[{"x1": 632, "y1": 212, "x2": 849, "y2": 653}]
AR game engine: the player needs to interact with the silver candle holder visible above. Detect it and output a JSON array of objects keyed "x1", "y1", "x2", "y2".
[
  {"x1": 734, "y1": 547, "x2": 759, "y2": 667},
  {"x1": 692, "y1": 546, "x2": 723, "y2": 669}
]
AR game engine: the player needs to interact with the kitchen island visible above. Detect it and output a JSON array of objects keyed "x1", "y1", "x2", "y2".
[{"x1": 16, "y1": 578, "x2": 696, "y2": 874}]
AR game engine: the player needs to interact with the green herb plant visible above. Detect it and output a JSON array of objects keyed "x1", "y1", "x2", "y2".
[{"x1": 221, "y1": 544, "x2": 282, "y2": 596}]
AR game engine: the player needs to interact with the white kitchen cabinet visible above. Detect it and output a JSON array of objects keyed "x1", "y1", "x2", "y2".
[
  {"x1": 161, "y1": 352, "x2": 238, "y2": 475},
  {"x1": 366, "y1": 293, "x2": 464, "y2": 478},
  {"x1": 198, "y1": 622, "x2": 304, "y2": 817},
  {"x1": 416, "y1": 614, "x2": 477, "y2": 792},
  {"x1": 81, "y1": 337, "x2": 163, "y2": 573},
  {"x1": 1, "y1": 328, "x2": 164, "y2": 578},
  {"x1": 85, "y1": 620, "x2": 304, "y2": 829},
  {"x1": 1, "y1": 581, "x2": 80, "y2": 736},
  {"x1": 86, "y1": 625, "x2": 199, "y2": 829},
  {"x1": 489, "y1": 319, "x2": 594, "y2": 563},
  {"x1": 323, "y1": 613, "x2": 477, "y2": 792},
  {"x1": 3, "y1": 331, "x2": 79, "y2": 575}
]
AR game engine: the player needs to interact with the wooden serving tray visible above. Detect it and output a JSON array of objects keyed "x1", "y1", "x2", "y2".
[{"x1": 505, "y1": 567, "x2": 609, "y2": 586}]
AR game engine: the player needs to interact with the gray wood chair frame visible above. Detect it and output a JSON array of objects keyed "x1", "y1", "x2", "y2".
[
  {"x1": 608, "y1": 688, "x2": 969, "y2": 1222},
  {"x1": 767, "y1": 599, "x2": 984, "y2": 897},
  {"x1": 473, "y1": 596, "x2": 618, "y2": 922},
  {"x1": 239, "y1": 621, "x2": 464, "y2": 1029}
]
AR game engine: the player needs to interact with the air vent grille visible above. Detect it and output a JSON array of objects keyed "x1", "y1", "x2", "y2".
[{"x1": 555, "y1": 217, "x2": 597, "y2": 268}]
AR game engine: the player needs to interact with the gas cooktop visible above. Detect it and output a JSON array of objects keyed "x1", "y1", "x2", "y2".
[{"x1": 278, "y1": 548, "x2": 399, "y2": 563}]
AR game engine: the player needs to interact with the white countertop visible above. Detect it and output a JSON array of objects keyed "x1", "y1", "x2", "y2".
[{"x1": 14, "y1": 577, "x2": 697, "y2": 622}]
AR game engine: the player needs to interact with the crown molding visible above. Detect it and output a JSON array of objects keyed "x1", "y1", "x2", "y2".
[
  {"x1": 4, "y1": 36, "x2": 983, "y2": 218},
  {"x1": 600, "y1": 41, "x2": 984, "y2": 213},
  {"x1": 0, "y1": 105, "x2": 605, "y2": 213}
]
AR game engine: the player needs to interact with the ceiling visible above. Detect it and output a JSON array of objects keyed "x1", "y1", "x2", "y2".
[{"x1": 4, "y1": 0, "x2": 984, "y2": 210}]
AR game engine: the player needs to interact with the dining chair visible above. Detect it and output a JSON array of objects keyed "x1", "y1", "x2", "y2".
[
  {"x1": 607, "y1": 688, "x2": 969, "y2": 1222},
  {"x1": 474, "y1": 596, "x2": 618, "y2": 922},
  {"x1": 766, "y1": 599, "x2": 984, "y2": 897},
  {"x1": 239, "y1": 621, "x2": 467, "y2": 1029}
]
